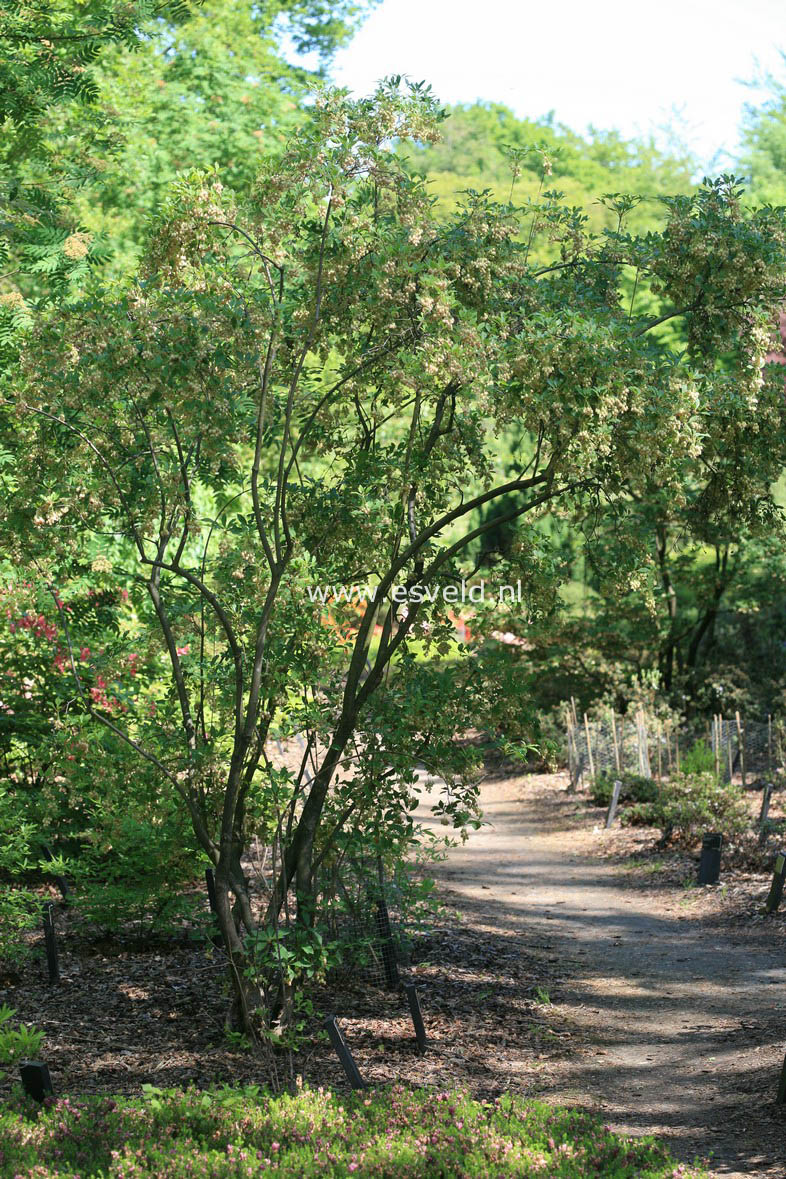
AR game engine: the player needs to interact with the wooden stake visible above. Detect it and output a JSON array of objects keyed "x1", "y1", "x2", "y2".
[
  {"x1": 727, "y1": 724, "x2": 734, "y2": 783},
  {"x1": 657, "y1": 722, "x2": 662, "y2": 785},
  {"x1": 713, "y1": 715, "x2": 720, "y2": 777},
  {"x1": 610, "y1": 709, "x2": 621, "y2": 774},
  {"x1": 584, "y1": 713, "x2": 595, "y2": 782},
  {"x1": 570, "y1": 696, "x2": 579, "y2": 728},
  {"x1": 735, "y1": 711, "x2": 746, "y2": 788},
  {"x1": 565, "y1": 707, "x2": 575, "y2": 791}
]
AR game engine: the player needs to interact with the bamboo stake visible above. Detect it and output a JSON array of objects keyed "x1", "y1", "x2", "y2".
[
  {"x1": 584, "y1": 713, "x2": 595, "y2": 782},
  {"x1": 565, "y1": 707, "x2": 574, "y2": 788},
  {"x1": 713, "y1": 715, "x2": 720, "y2": 777},
  {"x1": 657, "y1": 721, "x2": 662, "y2": 785},
  {"x1": 666, "y1": 722, "x2": 673, "y2": 772},
  {"x1": 727, "y1": 721, "x2": 734, "y2": 782},
  {"x1": 610, "y1": 709, "x2": 621, "y2": 774},
  {"x1": 735, "y1": 710, "x2": 746, "y2": 788}
]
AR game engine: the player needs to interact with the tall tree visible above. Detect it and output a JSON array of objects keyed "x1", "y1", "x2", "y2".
[{"x1": 5, "y1": 84, "x2": 786, "y2": 1036}]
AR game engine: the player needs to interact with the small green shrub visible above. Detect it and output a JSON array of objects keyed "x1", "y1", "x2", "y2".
[
  {"x1": 0, "y1": 1084, "x2": 709, "y2": 1177},
  {"x1": 0, "y1": 1006, "x2": 44, "y2": 1079},
  {"x1": 590, "y1": 772, "x2": 659, "y2": 808},
  {"x1": 0, "y1": 788, "x2": 41, "y2": 966},
  {"x1": 622, "y1": 771, "x2": 750, "y2": 846},
  {"x1": 678, "y1": 739, "x2": 716, "y2": 776}
]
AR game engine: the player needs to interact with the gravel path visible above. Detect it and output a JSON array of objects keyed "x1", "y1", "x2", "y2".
[{"x1": 419, "y1": 771, "x2": 786, "y2": 1178}]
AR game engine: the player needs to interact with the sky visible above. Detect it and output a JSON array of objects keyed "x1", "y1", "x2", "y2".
[{"x1": 328, "y1": 0, "x2": 786, "y2": 171}]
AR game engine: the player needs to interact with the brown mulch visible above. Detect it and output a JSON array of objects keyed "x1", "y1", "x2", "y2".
[{"x1": 0, "y1": 892, "x2": 572, "y2": 1102}]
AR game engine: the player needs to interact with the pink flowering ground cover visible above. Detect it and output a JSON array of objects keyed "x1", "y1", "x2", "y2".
[{"x1": 0, "y1": 1084, "x2": 707, "y2": 1178}]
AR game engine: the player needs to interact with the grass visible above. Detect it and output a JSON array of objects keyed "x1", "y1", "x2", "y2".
[
  {"x1": 617, "y1": 857, "x2": 669, "y2": 875},
  {"x1": 0, "y1": 1083, "x2": 708, "y2": 1177}
]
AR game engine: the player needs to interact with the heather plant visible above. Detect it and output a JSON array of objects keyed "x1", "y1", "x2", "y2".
[
  {"x1": 0, "y1": 1083, "x2": 709, "y2": 1177},
  {"x1": 4, "y1": 78, "x2": 786, "y2": 1038}
]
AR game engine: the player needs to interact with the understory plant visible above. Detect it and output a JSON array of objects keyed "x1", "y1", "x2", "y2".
[
  {"x1": 4, "y1": 78, "x2": 786, "y2": 1038},
  {"x1": 0, "y1": 1005, "x2": 44, "y2": 1078},
  {"x1": 621, "y1": 770, "x2": 750, "y2": 845},
  {"x1": 0, "y1": 1083, "x2": 709, "y2": 1177}
]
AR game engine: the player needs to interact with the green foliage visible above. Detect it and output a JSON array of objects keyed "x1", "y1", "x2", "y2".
[
  {"x1": 621, "y1": 771, "x2": 750, "y2": 845},
  {"x1": 405, "y1": 101, "x2": 696, "y2": 234},
  {"x1": 678, "y1": 739, "x2": 715, "y2": 776},
  {"x1": 0, "y1": 1084, "x2": 709, "y2": 1177},
  {"x1": 0, "y1": 788, "x2": 40, "y2": 966},
  {"x1": 5, "y1": 79, "x2": 786, "y2": 1030},
  {"x1": 0, "y1": 576, "x2": 200, "y2": 940},
  {"x1": 590, "y1": 772, "x2": 659, "y2": 808},
  {"x1": 739, "y1": 56, "x2": 786, "y2": 205},
  {"x1": 0, "y1": 1005, "x2": 44, "y2": 1078}
]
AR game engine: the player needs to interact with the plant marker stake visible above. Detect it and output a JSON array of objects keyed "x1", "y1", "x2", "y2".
[
  {"x1": 375, "y1": 896, "x2": 400, "y2": 989},
  {"x1": 777, "y1": 1051, "x2": 786, "y2": 1105},
  {"x1": 42, "y1": 902, "x2": 59, "y2": 983},
  {"x1": 764, "y1": 850, "x2": 786, "y2": 915},
  {"x1": 759, "y1": 783, "x2": 773, "y2": 845},
  {"x1": 605, "y1": 779, "x2": 622, "y2": 829},
  {"x1": 404, "y1": 982, "x2": 428, "y2": 1055},
  {"x1": 323, "y1": 1016, "x2": 366, "y2": 1089},
  {"x1": 698, "y1": 833, "x2": 722, "y2": 885},
  {"x1": 19, "y1": 1061, "x2": 54, "y2": 1103}
]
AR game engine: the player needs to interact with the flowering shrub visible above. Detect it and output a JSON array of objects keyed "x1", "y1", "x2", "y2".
[{"x1": 0, "y1": 1084, "x2": 707, "y2": 1177}]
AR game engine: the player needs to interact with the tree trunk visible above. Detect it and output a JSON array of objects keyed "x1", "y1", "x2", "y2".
[{"x1": 213, "y1": 869, "x2": 265, "y2": 1038}]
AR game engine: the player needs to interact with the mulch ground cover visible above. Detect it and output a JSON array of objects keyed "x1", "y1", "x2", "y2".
[{"x1": 0, "y1": 890, "x2": 572, "y2": 1102}]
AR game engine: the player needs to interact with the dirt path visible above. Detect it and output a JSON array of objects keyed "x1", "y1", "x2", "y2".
[{"x1": 418, "y1": 771, "x2": 786, "y2": 1178}]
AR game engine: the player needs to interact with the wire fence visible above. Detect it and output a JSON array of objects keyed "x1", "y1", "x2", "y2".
[
  {"x1": 565, "y1": 699, "x2": 785, "y2": 790},
  {"x1": 251, "y1": 734, "x2": 418, "y2": 989}
]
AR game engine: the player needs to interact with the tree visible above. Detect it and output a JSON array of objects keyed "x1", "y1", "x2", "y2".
[
  {"x1": 4, "y1": 82, "x2": 786, "y2": 1037},
  {"x1": 0, "y1": 0, "x2": 376, "y2": 353},
  {"x1": 404, "y1": 100, "x2": 696, "y2": 232},
  {"x1": 740, "y1": 57, "x2": 786, "y2": 206}
]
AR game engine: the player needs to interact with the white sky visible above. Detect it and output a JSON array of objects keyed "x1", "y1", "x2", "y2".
[{"x1": 329, "y1": 0, "x2": 786, "y2": 170}]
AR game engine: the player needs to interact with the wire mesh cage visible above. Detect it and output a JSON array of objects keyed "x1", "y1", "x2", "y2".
[{"x1": 565, "y1": 701, "x2": 784, "y2": 790}]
